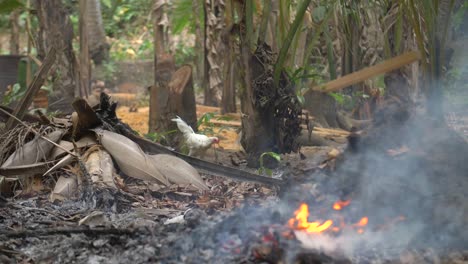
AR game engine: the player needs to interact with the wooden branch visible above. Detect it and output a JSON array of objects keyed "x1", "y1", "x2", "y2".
[
  {"x1": 6, "y1": 46, "x2": 57, "y2": 129},
  {"x1": 0, "y1": 227, "x2": 135, "y2": 239},
  {"x1": 304, "y1": 51, "x2": 421, "y2": 95}
]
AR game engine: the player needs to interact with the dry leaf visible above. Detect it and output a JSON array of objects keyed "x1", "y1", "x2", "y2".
[
  {"x1": 1, "y1": 130, "x2": 63, "y2": 168},
  {"x1": 93, "y1": 129, "x2": 169, "y2": 186},
  {"x1": 149, "y1": 154, "x2": 208, "y2": 191},
  {"x1": 43, "y1": 154, "x2": 75, "y2": 176},
  {"x1": 50, "y1": 135, "x2": 97, "y2": 159},
  {"x1": 50, "y1": 175, "x2": 77, "y2": 202},
  {"x1": 78, "y1": 211, "x2": 108, "y2": 227}
]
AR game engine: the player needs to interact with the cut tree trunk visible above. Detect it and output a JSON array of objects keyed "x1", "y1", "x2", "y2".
[
  {"x1": 168, "y1": 65, "x2": 197, "y2": 131},
  {"x1": 86, "y1": 0, "x2": 109, "y2": 64},
  {"x1": 34, "y1": 0, "x2": 79, "y2": 113},
  {"x1": 149, "y1": 54, "x2": 175, "y2": 134}
]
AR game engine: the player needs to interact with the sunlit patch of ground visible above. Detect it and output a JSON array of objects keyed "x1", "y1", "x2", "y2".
[{"x1": 116, "y1": 106, "x2": 241, "y2": 151}]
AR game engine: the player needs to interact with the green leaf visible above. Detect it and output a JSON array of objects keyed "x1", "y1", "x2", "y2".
[
  {"x1": 297, "y1": 94, "x2": 305, "y2": 106},
  {"x1": 261, "y1": 151, "x2": 281, "y2": 162},
  {"x1": 216, "y1": 115, "x2": 234, "y2": 121},
  {"x1": 312, "y1": 6, "x2": 326, "y2": 22},
  {"x1": 197, "y1": 112, "x2": 216, "y2": 128},
  {"x1": 329, "y1": 92, "x2": 345, "y2": 105},
  {"x1": 0, "y1": 0, "x2": 23, "y2": 13},
  {"x1": 265, "y1": 168, "x2": 273, "y2": 176},
  {"x1": 102, "y1": 0, "x2": 112, "y2": 9},
  {"x1": 171, "y1": 0, "x2": 195, "y2": 34}
]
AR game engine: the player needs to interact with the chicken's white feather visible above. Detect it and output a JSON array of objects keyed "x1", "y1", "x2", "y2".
[
  {"x1": 172, "y1": 116, "x2": 218, "y2": 158},
  {"x1": 171, "y1": 116, "x2": 194, "y2": 135}
]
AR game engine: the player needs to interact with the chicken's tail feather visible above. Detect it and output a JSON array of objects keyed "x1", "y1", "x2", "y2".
[{"x1": 171, "y1": 116, "x2": 194, "y2": 135}]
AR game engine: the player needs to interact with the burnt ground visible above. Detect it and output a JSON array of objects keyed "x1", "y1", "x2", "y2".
[{"x1": 1, "y1": 110, "x2": 468, "y2": 264}]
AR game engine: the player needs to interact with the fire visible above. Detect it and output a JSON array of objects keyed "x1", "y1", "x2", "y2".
[
  {"x1": 332, "y1": 199, "x2": 351, "y2": 210},
  {"x1": 288, "y1": 202, "x2": 369, "y2": 235},
  {"x1": 288, "y1": 204, "x2": 333, "y2": 233}
]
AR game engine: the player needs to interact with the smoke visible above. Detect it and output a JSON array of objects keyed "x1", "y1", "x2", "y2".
[{"x1": 167, "y1": 101, "x2": 468, "y2": 263}]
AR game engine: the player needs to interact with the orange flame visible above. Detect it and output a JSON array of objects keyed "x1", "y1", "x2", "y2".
[
  {"x1": 353, "y1": 217, "x2": 368, "y2": 234},
  {"x1": 332, "y1": 199, "x2": 351, "y2": 210},
  {"x1": 288, "y1": 203, "x2": 333, "y2": 233},
  {"x1": 354, "y1": 217, "x2": 368, "y2": 227},
  {"x1": 288, "y1": 202, "x2": 370, "y2": 235}
]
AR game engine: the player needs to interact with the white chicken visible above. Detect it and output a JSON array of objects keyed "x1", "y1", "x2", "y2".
[{"x1": 171, "y1": 116, "x2": 219, "y2": 158}]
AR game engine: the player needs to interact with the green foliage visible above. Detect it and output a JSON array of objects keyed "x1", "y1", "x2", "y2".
[
  {"x1": 108, "y1": 38, "x2": 153, "y2": 61},
  {"x1": 197, "y1": 112, "x2": 233, "y2": 136},
  {"x1": 452, "y1": 1, "x2": 468, "y2": 33},
  {"x1": 171, "y1": 0, "x2": 196, "y2": 34},
  {"x1": 174, "y1": 42, "x2": 195, "y2": 65},
  {"x1": 258, "y1": 151, "x2": 281, "y2": 176},
  {"x1": 0, "y1": 0, "x2": 23, "y2": 14},
  {"x1": 286, "y1": 65, "x2": 325, "y2": 106},
  {"x1": 274, "y1": 0, "x2": 312, "y2": 87},
  {"x1": 312, "y1": 5, "x2": 327, "y2": 22},
  {"x1": 197, "y1": 112, "x2": 216, "y2": 129},
  {"x1": 2, "y1": 83, "x2": 24, "y2": 105},
  {"x1": 100, "y1": 0, "x2": 153, "y2": 37},
  {"x1": 329, "y1": 92, "x2": 345, "y2": 105},
  {"x1": 2, "y1": 83, "x2": 51, "y2": 105},
  {"x1": 145, "y1": 130, "x2": 177, "y2": 145}
]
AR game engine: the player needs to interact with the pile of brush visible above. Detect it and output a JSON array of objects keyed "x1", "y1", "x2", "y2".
[{"x1": 0, "y1": 93, "x2": 208, "y2": 207}]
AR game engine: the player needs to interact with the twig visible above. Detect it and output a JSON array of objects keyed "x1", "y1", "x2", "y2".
[
  {"x1": 10, "y1": 204, "x2": 69, "y2": 221},
  {"x1": 0, "y1": 108, "x2": 77, "y2": 158}
]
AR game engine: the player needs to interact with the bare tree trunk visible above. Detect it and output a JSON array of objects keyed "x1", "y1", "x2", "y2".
[
  {"x1": 34, "y1": 0, "x2": 79, "y2": 113},
  {"x1": 79, "y1": 0, "x2": 90, "y2": 98},
  {"x1": 9, "y1": 10, "x2": 19, "y2": 55},
  {"x1": 221, "y1": 0, "x2": 236, "y2": 113},
  {"x1": 86, "y1": 0, "x2": 109, "y2": 65},
  {"x1": 149, "y1": 0, "x2": 175, "y2": 135},
  {"x1": 203, "y1": 0, "x2": 225, "y2": 106}
]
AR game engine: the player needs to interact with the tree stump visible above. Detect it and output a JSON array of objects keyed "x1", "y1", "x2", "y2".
[
  {"x1": 149, "y1": 54, "x2": 175, "y2": 135},
  {"x1": 168, "y1": 65, "x2": 197, "y2": 131},
  {"x1": 149, "y1": 61, "x2": 197, "y2": 146}
]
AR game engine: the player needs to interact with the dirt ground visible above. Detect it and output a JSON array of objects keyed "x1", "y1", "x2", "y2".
[
  {"x1": 116, "y1": 105, "x2": 242, "y2": 151},
  {"x1": 1, "y1": 94, "x2": 467, "y2": 263}
]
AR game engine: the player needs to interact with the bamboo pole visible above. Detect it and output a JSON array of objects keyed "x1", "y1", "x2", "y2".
[{"x1": 303, "y1": 51, "x2": 421, "y2": 95}]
